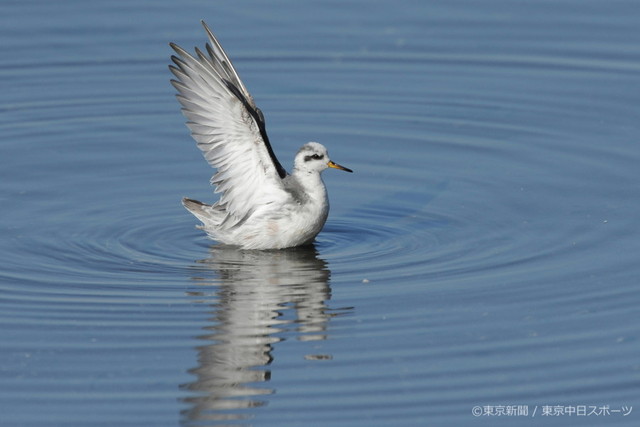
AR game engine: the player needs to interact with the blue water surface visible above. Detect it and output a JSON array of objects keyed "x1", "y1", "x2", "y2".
[{"x1": 1, "y1": 1, "x2": 639, "y2": 426}]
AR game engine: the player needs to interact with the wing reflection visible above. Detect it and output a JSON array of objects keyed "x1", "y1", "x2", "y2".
[{"x1": 180, "y1": 244, "x2": 351, "y2": 425}]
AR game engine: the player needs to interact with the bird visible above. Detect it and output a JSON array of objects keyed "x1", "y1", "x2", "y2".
[{"x1": 169, "y1": 21, "x2": 352, "y2": 250}]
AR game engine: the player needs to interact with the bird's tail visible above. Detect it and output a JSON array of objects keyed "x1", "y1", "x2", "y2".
[{"x1": 182, "y1": 197, "x2": 215, "y2": 226}]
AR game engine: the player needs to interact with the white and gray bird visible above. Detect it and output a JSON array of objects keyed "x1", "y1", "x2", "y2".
[{"x1": 169, "y1": 21, "x2": 352, "y2": 250}]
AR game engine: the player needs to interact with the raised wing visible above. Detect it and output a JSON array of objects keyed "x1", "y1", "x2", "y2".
[{"x1": 169, "y1": 21, "x2": 288, "y2": 222}]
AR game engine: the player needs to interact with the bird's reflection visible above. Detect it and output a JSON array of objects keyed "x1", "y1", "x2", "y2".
[{"x1": 180, "y1": 244, "x2": 351, "y2": 425}]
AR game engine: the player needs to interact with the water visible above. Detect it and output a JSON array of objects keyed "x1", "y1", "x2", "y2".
[{"x1": 1, "y1": 0, "x2": 639, "y2": 426}]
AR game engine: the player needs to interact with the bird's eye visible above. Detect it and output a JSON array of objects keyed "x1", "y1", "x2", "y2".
[{"x1": 304, "y1": 153, "x2": 325, "y2": 162}]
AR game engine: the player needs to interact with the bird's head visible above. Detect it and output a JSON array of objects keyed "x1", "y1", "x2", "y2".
[{"x1": 294, "y1": 142, "x2": 353, "y2": 175}]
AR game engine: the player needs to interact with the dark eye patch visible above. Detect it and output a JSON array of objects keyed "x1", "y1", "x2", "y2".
[{"x1": 304, "y1": 153, "x2": 325, "y2": 162}]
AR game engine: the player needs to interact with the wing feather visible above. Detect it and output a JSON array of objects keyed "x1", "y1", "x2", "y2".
[{"x1": 169, "y1": 21, "x2": 290, "y2": 222}]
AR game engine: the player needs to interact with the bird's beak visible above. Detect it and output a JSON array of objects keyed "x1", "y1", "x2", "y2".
[{"x1": 328, "y1": 160, "x2": 353, "y2": 173}]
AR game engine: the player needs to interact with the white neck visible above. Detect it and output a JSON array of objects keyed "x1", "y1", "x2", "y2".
[{"x1": 292, "y1": 169, "x2": 327, "y2": 202}]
